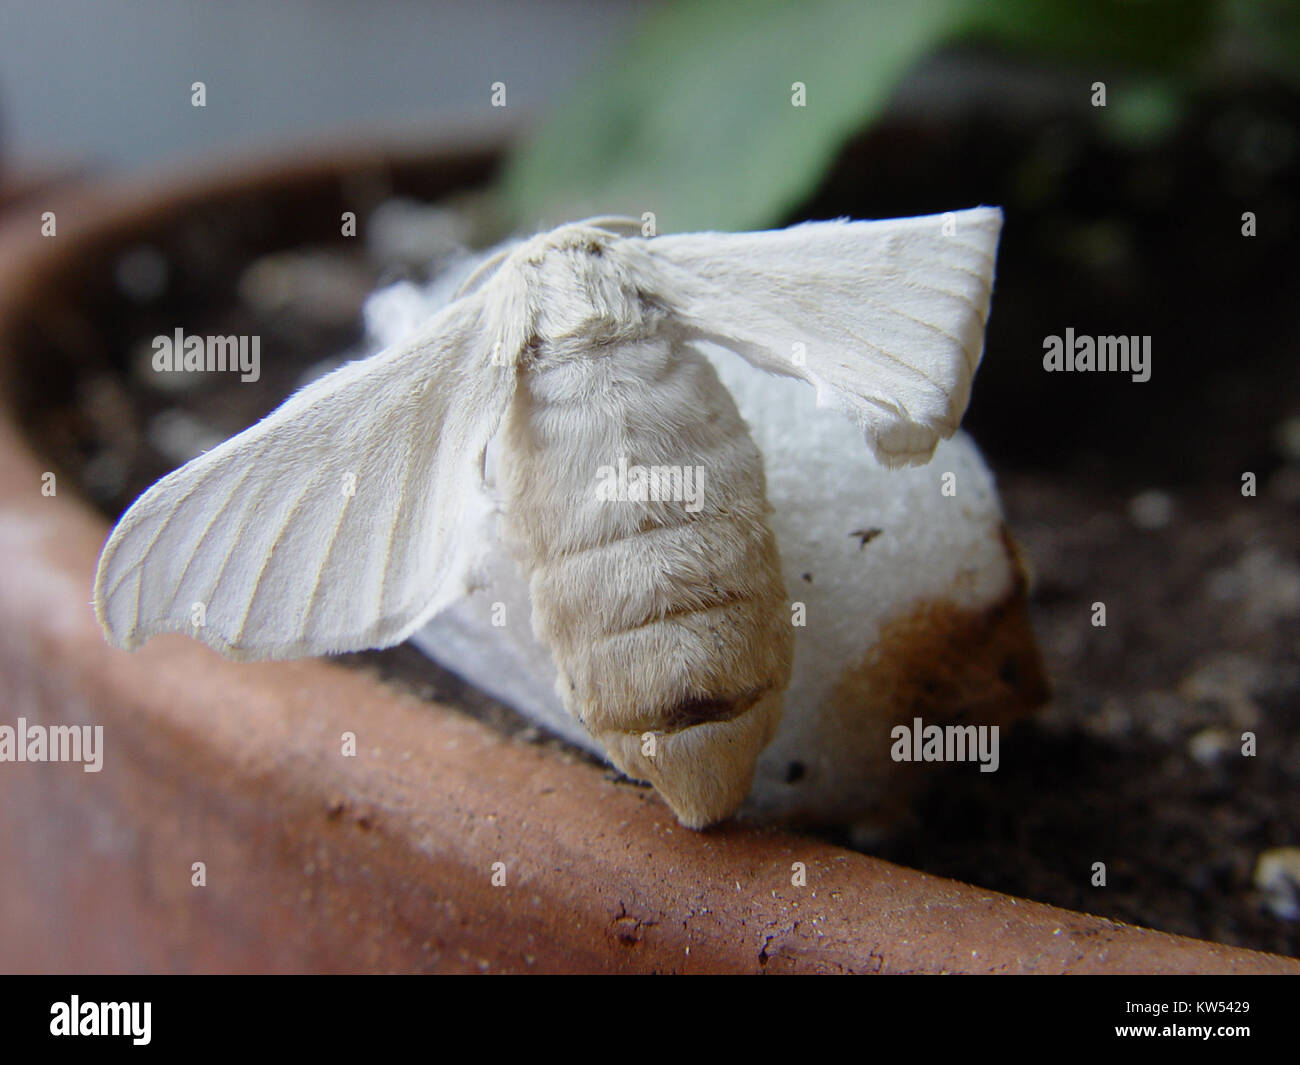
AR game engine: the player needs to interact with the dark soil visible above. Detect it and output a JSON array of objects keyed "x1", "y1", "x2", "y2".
[{"x1": 15, "y1": 73, "x2": 1299, "y2": 958}]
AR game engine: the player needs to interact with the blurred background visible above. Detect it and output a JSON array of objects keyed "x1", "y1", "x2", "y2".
[
  {"x1": 1, "y1": 0, "x2": 1298, "y2": 963},
  {"x1": 0, "y1": 0, "x2": 643, "y2": 169}
]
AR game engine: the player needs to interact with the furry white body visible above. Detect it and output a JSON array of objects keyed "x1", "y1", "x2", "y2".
[{"x1": 502, "y1": 328, "x2": 791, "y2": 827}]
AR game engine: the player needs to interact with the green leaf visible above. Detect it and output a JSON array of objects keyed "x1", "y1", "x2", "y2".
[
  {"x1": 963, "y1": 0, "x2": 1218, "y2": 71},
  {"x1": 1097, "y1": 75, "x2": 1187, "y2": 146},
  {"x1": 501, "y1": 0, "x2": 967, "y2": 233},
  {"x1": 501, "y1": 0, "x2": 1224, "y2": 234}
]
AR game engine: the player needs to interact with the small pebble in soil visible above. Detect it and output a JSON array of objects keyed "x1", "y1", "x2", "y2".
[
  {"x1": 1254, "y1": 847, "x2": 1300, "y2": 921},
  {"x1": 1178, "y1": 653, "x2": 1264, "y2": 729},
  {"x1": 113, "y1": 245, "x2": 169, "y2": 304},
  {"x1": 1206, "y1": 547, "x2": 1300, "y2": 627},
  {"x1": 1187, "y1": 727, "x2": 1236, "y2": 766},
  {"x1": 1276, "y1": 415, "x2": 1300, "y2": 462},
  {"x1": 1128, "y1": 488, "x2": 1174, "y2": 530}
]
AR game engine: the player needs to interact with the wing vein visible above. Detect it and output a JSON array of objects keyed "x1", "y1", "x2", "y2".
[{"x1": 230, "y1": 469, "x2": 326, "y2": 645}]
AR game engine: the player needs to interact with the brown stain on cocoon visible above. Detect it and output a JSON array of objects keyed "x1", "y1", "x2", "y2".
[{"x1": 818, "y1": 526, "x2": 1050, "y2": 830}]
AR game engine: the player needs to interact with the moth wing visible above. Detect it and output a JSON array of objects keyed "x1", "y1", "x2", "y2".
[
  {"x1": 626, "y1": 207, "x2": 1003, "y2": 466},
  {"x1": 93, "y1": 290, "x2": 516, "y2": 660}
]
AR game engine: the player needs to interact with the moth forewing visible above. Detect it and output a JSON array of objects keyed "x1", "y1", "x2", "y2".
[
  {"x1": 92, "y1": 290, "x2": 516, "y2": 660},
  {"x1": 621, "y1": 206, "x2": 1003, "y2": 467}
]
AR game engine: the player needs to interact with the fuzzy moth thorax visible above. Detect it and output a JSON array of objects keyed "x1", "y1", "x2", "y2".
[{"x1": 491, "y1": 225, "x2": 666, "y2": 355}]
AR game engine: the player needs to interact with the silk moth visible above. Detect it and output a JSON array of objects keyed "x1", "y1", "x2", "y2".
[{"x1": 93, "y1": 208, "x2": 1005, "y2": 828}]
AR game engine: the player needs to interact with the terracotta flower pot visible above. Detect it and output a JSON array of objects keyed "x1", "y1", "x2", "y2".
[{"x1": 0, "y1": 135, "x2": 1294, "y2": 974}]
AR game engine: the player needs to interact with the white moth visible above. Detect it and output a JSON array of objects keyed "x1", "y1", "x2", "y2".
[{"x1": 93, "y1": 208, "x2": 1005, "y2": 829}]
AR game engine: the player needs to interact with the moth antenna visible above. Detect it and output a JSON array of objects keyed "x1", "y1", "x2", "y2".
[
  {"x1": 454, "y1": 243, "x2": 518, "y2": 298},
  {"x1": 573, "y1": 215, "x2": 645, "y2": 237}
]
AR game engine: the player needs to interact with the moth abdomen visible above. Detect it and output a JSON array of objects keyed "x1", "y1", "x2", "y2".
[
  {"x1": 500, "y1": 336, "x2": 793, "y2": 826},
  {"x1": 544, "y1": 558, "x2": 790, "y2": 725}
]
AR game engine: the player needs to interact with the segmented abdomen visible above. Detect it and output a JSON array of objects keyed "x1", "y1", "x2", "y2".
[{"x1": 500, "y1": 332, "x2": 793, "y2": 742}]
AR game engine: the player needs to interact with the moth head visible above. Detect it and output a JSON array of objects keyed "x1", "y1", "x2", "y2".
[
  {"x1": 496, "y1": 222, "x2": 656, "y2": 350},
  {"x1": 456, "y1": 217, "x2": 642, "y2": 299}
]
